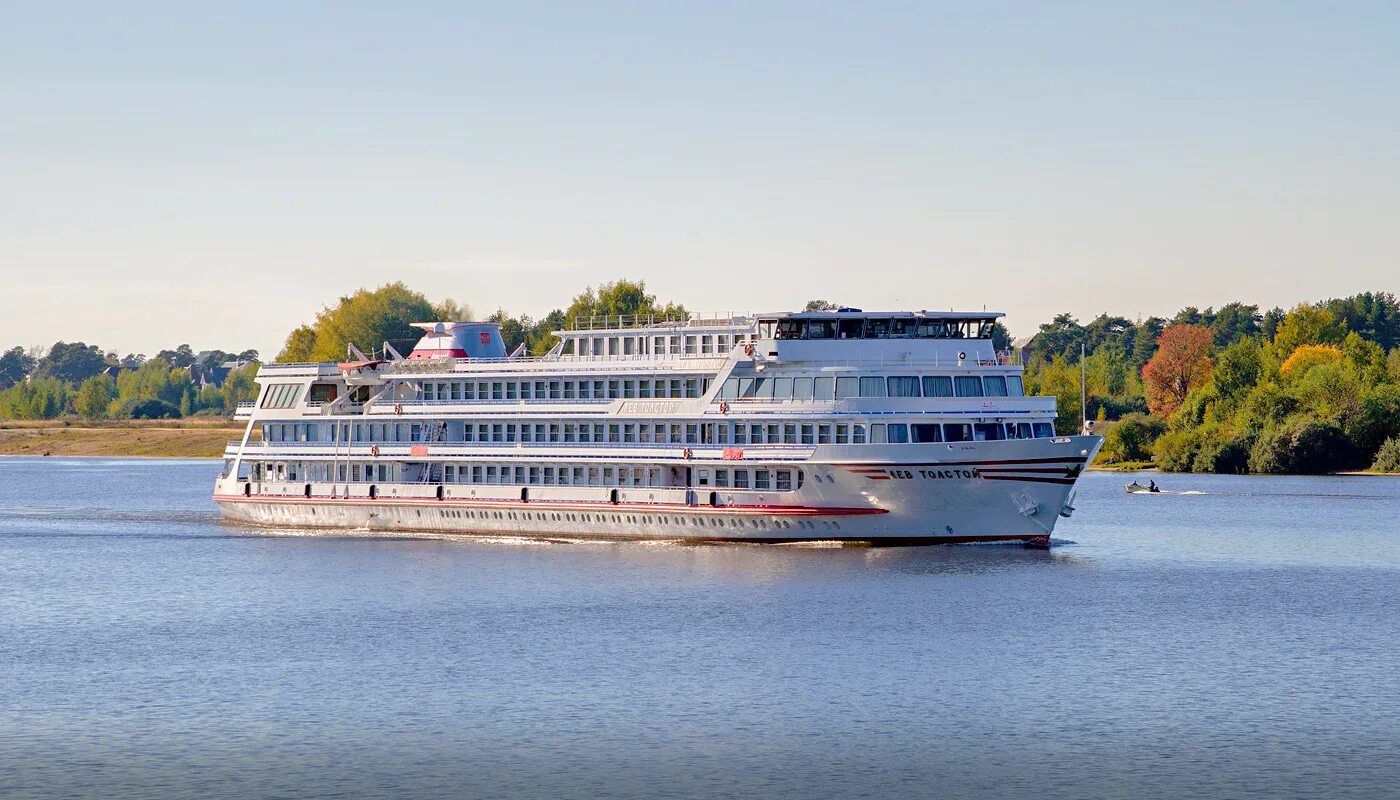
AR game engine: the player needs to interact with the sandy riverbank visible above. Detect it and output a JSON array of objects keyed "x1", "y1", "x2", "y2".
[{"x1": 0, "y1": 420, "x2": 246, "y2": 458}]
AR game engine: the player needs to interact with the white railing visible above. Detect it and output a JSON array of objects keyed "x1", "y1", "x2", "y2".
[{"x1": 567, "y1": 311, "x2": 751, "y2": 332}]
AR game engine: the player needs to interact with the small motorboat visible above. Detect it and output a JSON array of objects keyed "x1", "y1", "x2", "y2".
[{"x1": 1125, "y1": 480, "x2": 1161, "y2": 494}]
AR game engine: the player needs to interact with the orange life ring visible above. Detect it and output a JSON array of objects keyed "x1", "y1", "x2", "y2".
[
  {"x1": 719, "y1": 400, "x2": 730, "y2": 414},
  {"x1": 394, "y1": 403, "x2": 403, "y2": 415},
  {"x1": 682, "y1": 447, "x2": 693, "y2": 460},
  {"x1": 370, "y1": 445, "x2": 379, "y2": 457},
  {"x1": 742, "y1": 342, "x2": 754, "y2": 357}
]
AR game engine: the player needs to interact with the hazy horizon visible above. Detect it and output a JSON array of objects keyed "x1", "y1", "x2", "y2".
[{"x1": 3, "y1": 2, "x2": 1397, "y2": 357}]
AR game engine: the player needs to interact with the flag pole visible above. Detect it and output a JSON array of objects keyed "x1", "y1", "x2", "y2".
[{"x1": 1080, "y1": 343, "x2": 1088, "y2": 434}]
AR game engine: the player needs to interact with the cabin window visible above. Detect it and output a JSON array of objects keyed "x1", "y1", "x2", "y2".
[
  {"x1": 859, "y1": 377, "x2": 887, "y2": 397},
  {"x1": 564, "y1": 381, "x2": 577, "y2": 399},
  {"x1": 945, "y1": 423, "x2": 973, "y2": 442},
  {"x1": 684, "y1": 336, "x2": 698, "y2": 355},
  {"x1": 813, "y1": 376, "x2": 835, "y2": 400},
  {"x1": 887, "y1": 424, "x2": 909, "y2": 443},
  {"x1": 818, "y1": 423, "x2": 833, "y2": 444},
  {"x1": 771, "y1": 377, "x2": 792, "y2": 400},
  {"x1": 984, "y1": 376, "x2": 1008, "y2": 397},
  {"x1": 800, "y1": 424, "x2": 815, "y2": 445},
  {"x1": 717, "y1": 335, "x2": 730, "y2": 352},
  {"x1": 701, "y1": 335, "x2": 714, "y2": 355},
  {"x1": 835, "y1": 377, "x2": 859, "y2": 398},
  {"x1": 1007, "y1": 376, "x2": 1024, "y2": 396},
  {"x1": 803, "y1": 320, "x2": 836, "y2": 340},
  {"x1": 733, "y1": 424, "x2": 748, "y2": 444},
  {"x1": 715, "y1": 469, "x2": 730, "y2": 488},
  {"x1": 776, "y1": 470, "x2": 793, "y2": 491},
  {"x1": 954, "y1": 376, "x2": 984, "y2": 397},
  {"x1": 638, "y1": 379, "x2": 652, "y2": 399},
  {"x1": 838, "y1": 319, "x2": 863, "y2": 339},
  {"x1": 791, "y1": 377, "x2": 814, "y2": 401},
  {"x1": 912, "y1": 423, "x2": 942, "y2": 443},
  {"x1": 887, "y1": 376, "x2": 920, "y2": 397},
  {"x1": 1033, "y1": 422, "x2": 1056, "y2": 438},
  {"x1": 865, "y1": 318, "x2": 890, "y2": 338},
  {"x1": 755, "y1": 469, "x2": 772, "y2": 490},
  {"x1": 783, "y1": 423, "x2": 798, "y2": 444},
  {"x1": 775, "y1": 320, "x2": 801, "y2": 339},
  {"x1": 721, "y1": 378, "x2": 740, "y2": 400},
  {"x1": 734, "y1": 469, "x2": 750, "y2": 489},
  {"x1": 852, "y1": 424, "x2": 867, "y2": 444},
  {"x1": 870, "y1": 424, "x2": 887, "y2": 443},
  {"x1": 835, "y1": 424, "x2": 849, "y2": 444},
  {"x1": 922, "y1": 376, "x2": 954, "y2": 397},
  {"x1": 973, "y1": 422, "x2": 1004, "y2": 441}
]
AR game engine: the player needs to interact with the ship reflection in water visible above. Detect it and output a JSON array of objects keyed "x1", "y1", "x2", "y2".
[{"x1": 3, "y1": 458, "x2": 1398, "y2": 800}]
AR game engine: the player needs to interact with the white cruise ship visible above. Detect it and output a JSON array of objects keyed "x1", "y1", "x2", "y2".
[{"x1": 214, "y1": 309, "x2": 1101, "y2": 546}]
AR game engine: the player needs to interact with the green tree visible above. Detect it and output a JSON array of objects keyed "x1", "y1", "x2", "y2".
[
  {"x1": 0, "y1": 346, "x2": 36, "y2": 390},
  {"x1": 74, "y1": 375, "x2": 116, "y2": 420},
  {"x1": 154, "y1": 344, "x2": 197, "y2": 369},
  {"x1": 1270, "y1": 305, "x2": 1345, "y2": 360},
  {"x1": 278, "y1": 283, "x2": 436, "y2": 362},
  {"x1": 564, "y1": 279, "x2": 685, "y2": 326},
  {"x1": 220, "y1": 363, "x2": 260, "y2": 410},
  {"x1": 37, "y1": 341, "x2": 107, "y2": 384},
  {"x1": 803, "y1": 300, "x2": 839, "y2": 311}
]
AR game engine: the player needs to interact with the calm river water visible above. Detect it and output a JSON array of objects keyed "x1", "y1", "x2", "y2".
[{"x1": 2, "y1": 457, "x2": 1398, "y2": 799}]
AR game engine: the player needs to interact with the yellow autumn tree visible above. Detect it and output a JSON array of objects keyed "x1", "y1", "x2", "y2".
[{"x1": 1279, "y1": 344, "x2": 1343, "y2": 378}]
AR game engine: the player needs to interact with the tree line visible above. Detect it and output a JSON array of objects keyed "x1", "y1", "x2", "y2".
[
  {"x1": 0, "y1": 343, "x2": 260, "y2": 421},
  {"x1": 9, "y1": 280, "x2": 1400, "y2": 474},
  {"x1": 1022, "y1": 293, "x2": 1400, "y2": 473}
]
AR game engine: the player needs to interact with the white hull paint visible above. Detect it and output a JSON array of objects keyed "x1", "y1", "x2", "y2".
[{"x1": 216, "y1": 436, "x2": 1100, "y2": 545}]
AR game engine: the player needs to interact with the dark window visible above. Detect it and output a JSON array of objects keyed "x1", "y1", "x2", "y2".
[
  {"x1": 911, "y1": 423, "x2": 943, "y2": 443},
  {"x1": 944, "y1": 423, "x2": 973, "y2": 442}
]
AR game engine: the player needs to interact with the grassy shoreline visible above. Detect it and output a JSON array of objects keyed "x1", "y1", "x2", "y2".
[{"x1": 0, "y1": 419, "x2": 244, "y2": 458}]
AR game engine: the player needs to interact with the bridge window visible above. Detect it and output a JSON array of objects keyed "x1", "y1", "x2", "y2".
[
  {"x1": 774, "y1": 377, "x2": 794, "y2": 400},
  {"x1": 792, "y1": 377, "x2": 814, "y2": 400},
  {"x1": 1007, "y1": 376, "x2": 1024, "y2": 396},
  {"x1": 260, "y1": 383, "x2": 302, "y2": 409},
  {"x1": 1033, "y1": 422, "x2": 1056, "y2": 438},
  {"x1": 814, "y1": 376, "x2": 835, "y2": 399},
  {"x1": 984, "y1": 376, "x2": 1008, "y2": 397}
]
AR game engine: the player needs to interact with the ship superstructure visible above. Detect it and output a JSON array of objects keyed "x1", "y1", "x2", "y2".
[{"x1": 214, "y1": 309, "x2": 1101, "y2": 544}]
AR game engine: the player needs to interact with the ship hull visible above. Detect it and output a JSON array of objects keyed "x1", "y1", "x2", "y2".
[{"x1": 215, "y1": 435, "x2": 1100, "y2": 546}]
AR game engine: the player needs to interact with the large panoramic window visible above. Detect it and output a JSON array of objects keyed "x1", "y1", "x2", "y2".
[{"x1": 260, "y1": 384, "x2": 302, "y2": 409}]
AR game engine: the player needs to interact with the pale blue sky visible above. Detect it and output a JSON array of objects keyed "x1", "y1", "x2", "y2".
[{"x1": 2, "y1": 1, "x2": 1397, "y2": 356}]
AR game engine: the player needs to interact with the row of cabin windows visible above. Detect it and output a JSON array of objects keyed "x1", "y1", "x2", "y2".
[
  {"x1": 572, "y1": 333, "x2": 748, "y2": 358},
  {"x1": 420, "y1": 377, "x2": 708, "y2": 402},
  {"x1": 257, "y1": 460, "x2": 801, "y2": 492},
  {"x1": 719, "y1": 374, "x2": 1023, "y2": 402},
  {"x1": 872, "y1": 421, "x2": 1055, "y2": 443},
  {"x1": 766, "y1": 317, "x2": 994, "y2": 340},
  {"x1": 264, "y1": 419, "x2": 1057, "y2": 446}
]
